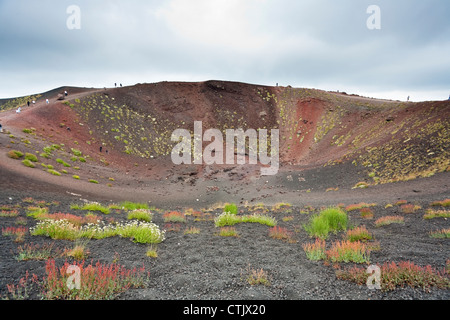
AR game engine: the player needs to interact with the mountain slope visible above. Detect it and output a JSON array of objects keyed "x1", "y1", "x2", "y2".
[
  {"x1": 0, "y1": 80, "x2": 448, "y2": 202},
  {"x1": 69, "y1": 81, "x2": 450, "y2": 183}
]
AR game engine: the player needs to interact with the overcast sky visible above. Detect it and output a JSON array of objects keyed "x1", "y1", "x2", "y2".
[{"x1": 0, "y1": 0, "x2": 449, "y2": 101}]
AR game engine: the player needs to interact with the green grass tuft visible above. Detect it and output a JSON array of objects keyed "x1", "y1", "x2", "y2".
[
  {"x1": 71, "y1": 148, "x2": 82, "y2": 156},
  {"x1": 81, "y1": 203, "x2": 110, "y2": 214},
  {"x1": 47, "y1": 169, "x2": 61, "y2": 176},
  {"x1": 120, "y1": 201, "x2": 149, "y2": 211},
  {"x1": 223, "y1": 203, "x2": 238, "y2": 214},
  {"x1": 24, "y1": 153, "x2": 38, "y2": 162},
  {"x1": 8, "y1": 150, "x2": 24, "y2": 159},
  {"x1": 304, "y1": 207, "x2": 347, "y2": 239},
  {"x1": 127, "y1": 209, "x2": 153, "y2": 222},
  {"x1": 214, "y1": 213, "x2": 276, "y2": 227},
  {"x1": 22, "y1": 159, "x2": 36, "y2": 168}
]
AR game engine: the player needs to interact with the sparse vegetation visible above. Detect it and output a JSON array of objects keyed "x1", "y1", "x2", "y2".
[
  {"x1": 26, "y1": 206, "x2": 49, "y2": 218},
  {"x1": 30, "y1": 219, "x2": 80, "y2": 240},
  {"x1": 359, "y1": 208, "x2": 374, "y2": 219},
  {"x1": 345, "y1": 203, "x2": 376, "y2": 212},
  {"x1": 7, "y1": 150, "x2": 24, "y2": 159},
  {"x1": 146, "y1": 245, "x2": 158, "y2": 258},
  {"x1": 218, "y1": 226, "x2": 239, "y2": 237},
  {"x1": 400, "y1": 204, "x2": 421, "y2": 214},
  {"x1": 223, "y1": 203, "x2": 238, "y2": 215},
  {"x1": 42, "y1": 146, "x2": 56, "y2": 155},
  {"x1": 41, "y1": 259, "x2": 150, "y2": 300},
  {"x1": 127, "y1": 209, "x2": 153, "y2": 222},
  {"x1": 214, "y1": 213, "x2": 276, "y2": 227},
  {"x1": 47, "y1": 169, "x2": 61, "y2": 176},
  {"x1": 56, "y1": 158, "x2": 71, "y2": 167},
  {"x1": 214, "y1": 212, "x2": 241, "y2": 227},
  {"x1": 268, "y1": 226, "x2": 294, "y2": 242},
  {"x1": 24, "y1": 153, "x2": 38, "y2": 162},
  {"x1": 15, "y1": 242, "x2": 63, "y2": 261},
  {"x1": 22, "y1": 159, "x2": 36, "y2": 168},
  {"x1": 67, "y1": 239, "x2": 90, "y2": 260},
  {"x1": 0, "y1": 94, "x2": 41, "y2": 112},
  {"x1": 326, "y1": 240, "x2": 371, "y2": 263},
  {"x1": 71, "y1": 148, "x2": 82, "y2": 156},
  {"x1": 242, "y1": 266, "x2": 270, "y2": 286},
  {"x1": 430, "y1": 199, "x2": 450, "y2": 207},
  {"x1": 304, "y1": 207, "x2": 347, "y2": 239},
  {"x1": 163, "y1": 211, "x2": 186, "y2": 223},
  {"x1": 375, "y1": 216, "x2": 404, "y2": 227},
  {"x1": 114, "y1": 220, "x2": 166, "y2": 244},
  {"x1": 184, "y1": 227, "x2": 200, "y2": 235},
  {"x1": 0, "y1": 210, "x2": 19, "y2": 217},
  {"x1": 29, "y1": 211, "x2": 101, "y2": 227},
  {"x1": 336, "y1": 261, "x2": 450, "y2": 292},
  {"x1": 72, "y1": 202, "x2": 110, "y2": 215},
  {"x1": 423, "y1": 209, "x2": 450, "y2": 220},
  {"x1": 345, "y1": 226, "x2": 372, "y2": 242},
  {"x1": 272, "y1": 202, "x2": 292, "y2": 212},
  {"x1": 352, "y1": 182, "x2": 369, "y2": 189},
  {"x1": 30, "y1": 219, "x2": 165, "y2": 244},
  {"x1": 2, "y1": 226, "x2": 27, "y2": 242},
  {"x1": 302, "y1": 238, "x2": 326, "y2": 261},
  {"x1": 429, "y1": 228, "x2": 450, "y2": 239},
  {"x1": 120, "y1": 201, "x2": 149, "y2": 211}
]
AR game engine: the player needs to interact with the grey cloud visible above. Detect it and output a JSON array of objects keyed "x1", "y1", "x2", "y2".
[{"x1": 0, "y1": 0, "x2": 448, "y2": 99}]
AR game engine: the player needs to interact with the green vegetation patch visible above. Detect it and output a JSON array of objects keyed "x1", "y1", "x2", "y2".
[
  {"x1": 71, "y1": 148, "x2": 83, "y2": 156},
  {"x1": 22, "y1": 159, "x2": 36, "y2": 168},
  {"x1": 304, "y1": 207, "x2": 348, "y2": 239},
  {"x1": 127, "y1": 209, "x2": 153, "y2": 222},
  {"x1": 120, "y1": 201, "x2": 150, "y2": 211},
  {"x1": 8, "y1": 150, "x2": 24, "y2": 159},
  {"x1": 214, "y1": 213, "x2": 276, "y2": 227},
  {"x1": 24, "y1": 153, "x2": 38, "y2": 162},
  {"x1": 71, "y1": 202, "x2": 110, "y2": 215},
  {"x1": 223, "y1": 203, "x2": 238, "y2": 214}
]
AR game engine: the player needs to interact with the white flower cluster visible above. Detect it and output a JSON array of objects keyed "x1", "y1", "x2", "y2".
[
  {"x1": 128, "y1": 209, "x2": 153, "y2": 221},
  {"x1": 30, "y1": 218, "x2": 165, "y2": 243},
  {"x1": 30, "y1": 218, "x2": 79, "y2": 235},
  {"x1": 80, "y1": 221, "x2": 117, "y2": 239},
  {"x1": 115, "y1": 220, "x2": 166, "y2": 243}
]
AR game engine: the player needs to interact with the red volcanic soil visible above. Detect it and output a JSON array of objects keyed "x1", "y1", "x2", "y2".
[
  {"x1": 282, "y1": 98, "x2": 325, "y2": 164},
  {"x1": 0, "y1": 81, "x2": 449, "y2": 302}
]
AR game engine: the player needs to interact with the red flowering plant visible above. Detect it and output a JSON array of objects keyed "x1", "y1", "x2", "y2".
[{"x1": 42, "y1": 259, "x2": 150, "y2": 300}]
